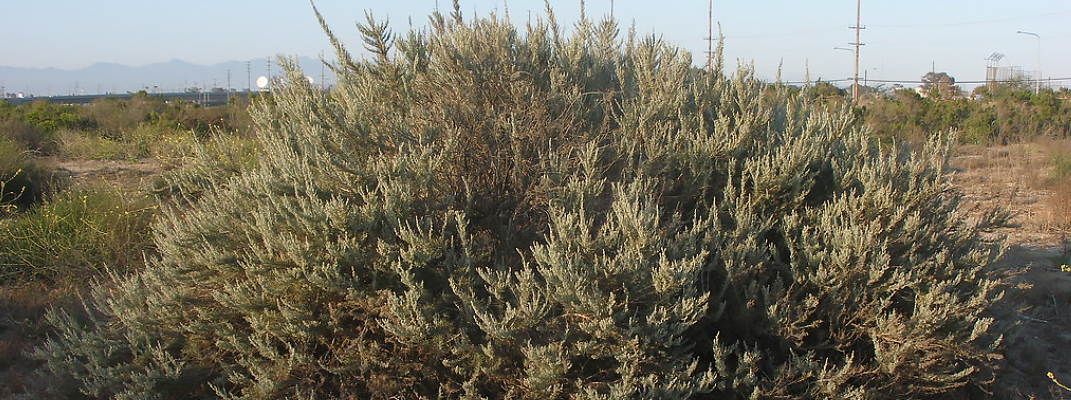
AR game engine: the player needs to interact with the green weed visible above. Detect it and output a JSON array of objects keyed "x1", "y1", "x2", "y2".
[
  {"x1": 53, "y1": 125, "x2": 201, "y2": 162},
  {"x1": 1052, "y1": 153, "x2": 1071, "y2": 181},
  {"x1": 0, "y1": 188, "x2": 155, "y2": 282},
  {"x1": 53, "y1": 129, "x2": 133, "y2": 161}
]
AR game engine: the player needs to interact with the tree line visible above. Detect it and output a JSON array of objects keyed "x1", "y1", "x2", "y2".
[{"x1": 820, "y1": 74, "x2": 1071, "y2": 144}]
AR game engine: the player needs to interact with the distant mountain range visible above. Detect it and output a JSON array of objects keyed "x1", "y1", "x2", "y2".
[{"x1": 1, "y1": 57, "x2": 335, "y2": 97}]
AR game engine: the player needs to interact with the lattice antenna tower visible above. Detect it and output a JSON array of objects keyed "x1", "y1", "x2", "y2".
[
  {"x1": 984, "y1": 52, "x2": 1006, "y2": 87},
  {"x1": 985, "y1": 52, "x2": 1005, "y2": 68}
]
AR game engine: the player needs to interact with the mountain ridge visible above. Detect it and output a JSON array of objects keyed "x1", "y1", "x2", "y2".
[{"x1": 1, "y1": 57, "x2": 333, "y2": 97}]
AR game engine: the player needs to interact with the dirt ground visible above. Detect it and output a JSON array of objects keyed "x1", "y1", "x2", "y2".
[
  {"x1": 51, "y1": 157, "x2": 163, "y2": 191},
  {"x1": 950, "y1": 144, "x2": 1071, "y2": 399}
]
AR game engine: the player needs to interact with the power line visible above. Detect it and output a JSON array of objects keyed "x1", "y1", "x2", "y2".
[
  {"x1": 723, "y1": 26, "x2": 841, "y2": 40},
  {"x1": 779, "y1": 77, "x2": 1071, "y2": 85},
  {"x1": 869, "y1": 9, "x2": 1071, "y2": 29},
  {"x1": 720, "y1": 9, "x2": 1070, "y2": 40}
]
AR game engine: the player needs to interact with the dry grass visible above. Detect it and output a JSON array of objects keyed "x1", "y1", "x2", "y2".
[
  {"x1": 1039, "y1": 138, "x2": 1071, "y2": 233},
  {"x1": 951, "y1": 142, "x2": 1054, "y2": 245},
  {"x1": 1047, "y1": 189, "x2": 1071, "y2": 234},
  {"x1": 952, "y1": 139, "x2": 1071, "y2": 399}
]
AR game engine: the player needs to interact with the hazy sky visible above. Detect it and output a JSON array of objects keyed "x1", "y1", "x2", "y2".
[{"x1": 2, "y1": 0, "x2": 1069, "y2": 88}]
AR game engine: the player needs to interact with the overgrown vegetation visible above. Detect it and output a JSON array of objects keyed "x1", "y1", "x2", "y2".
[
  {"x1": 26, "y1": 4, "x2": 1010, "y2": 399},
  {"x1": 862, "y1": 84, "x2": 1071, "y2": 145},
  {"x1": 0, "y1": 70, "x2": 260, "y2": 285},
  {"x1": 0, "y1": 188, "x2": 155, "y2": 282},
  {"x1": 0, "y1": 138, "x2": 58, "y2": 211},
  {"x1": 0, "y1": 91, "x2": 254, "y2": 282},
  {"x1": 1043, "y1": 140, "x2": 1071, "y2": 231},
  {"x1": 0, "y1": 88, "x2": 248, "y2": 398},
  {"x1": 0, "y1": 91, "x2": 254, "y2": 160}
]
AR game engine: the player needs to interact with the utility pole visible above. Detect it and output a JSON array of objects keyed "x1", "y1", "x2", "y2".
[
  {"x1": 707, "y1": 0, "x2": 713, "y2": 74},
  {"x1": 848, "y1": 0, "x2": 864, "y2": 101}
]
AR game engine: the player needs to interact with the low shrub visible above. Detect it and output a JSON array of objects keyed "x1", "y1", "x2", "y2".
[
  {"x1": 52, "y1": 129, "x2": 132, "y2": 161},
  {"x1": 31, "y1": 5, "x2": 1006, "y2": 399},
  {"x1": 0, "y1": 188, "x2": 155, "y2": 282},
  {"x1": 0, "y1": 139, "x2": 58, "y2": 210},
  {"x1": 1052, "y1": 154, "x2": 1071, "y2": 182},
  {"x1": 1041, "y1": 141, "x2": 1071, "y2": 230},
  {"x1": 151, "y1": 131, "x2": 259, "y2": 203},
  {"x1": 1046, "y1": 180, "x2": 1071, "y2": 231},
  {"x1": 53, "y1": 124, "x2": 204, "y2": 163},
  {"x1": 0, "y1": 281, "x2": 86, "y2": 397},
  {"x1": 144, "y1": 130, "x2": 199, "y2": 169},
  {"x1": 0, "y1": 119, "x2": 51, "y2": 153}
]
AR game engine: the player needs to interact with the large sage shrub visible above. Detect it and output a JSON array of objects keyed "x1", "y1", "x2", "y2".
[{"x1": 33, "y1": 3, "x2": 1004, "y2": 399}]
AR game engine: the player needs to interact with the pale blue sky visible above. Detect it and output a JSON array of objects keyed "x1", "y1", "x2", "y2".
[{"x1": 2, "y1": 1, "x2": 1069, "y2": 88}]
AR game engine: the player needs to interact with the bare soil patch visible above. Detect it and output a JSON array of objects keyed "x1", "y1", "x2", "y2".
[
  {"x1": 952, "y1": 144, "x2": 1071, "y2": 399},
  {"x1": 52, "y1": 157, "x2": 163, "y2": 191}
]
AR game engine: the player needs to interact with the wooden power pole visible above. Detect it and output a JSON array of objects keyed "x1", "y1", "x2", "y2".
[
  {"x1": 708, "y1": 0, "x2": 713, "y2": 74},
  {"x1": 849, "y1": 0, "x2": 864, "y2": 101}
]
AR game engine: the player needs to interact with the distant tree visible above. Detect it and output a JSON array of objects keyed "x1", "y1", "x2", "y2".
[
  {"x1": 921, "y1": 71, "x2": 960, "y2": 99},
  {"x1": 805, "y1": 80, "x2": 846, "y2": 105},
  {"x1": 977, "y1": 78, "x2": 1033, "y2": 99},
  {"x1": 865, "y1": 82, "x2": 1071, "y2": 144}
]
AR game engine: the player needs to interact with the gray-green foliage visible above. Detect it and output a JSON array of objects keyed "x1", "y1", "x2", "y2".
[{"x1": 33, "y1": 3, "x2": 1004, "y2": 399}]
